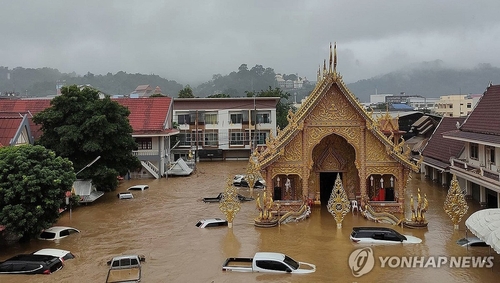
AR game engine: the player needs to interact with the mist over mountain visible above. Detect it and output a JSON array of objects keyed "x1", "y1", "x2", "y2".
[
  {"x1": 346, "y1": 61, "x2": 500, "y2": 102},
  {"x1": 1, "y1": 62, "x2": 499, "y2": 103}
]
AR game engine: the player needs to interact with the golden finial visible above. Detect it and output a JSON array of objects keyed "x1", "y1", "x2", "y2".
[
  {"x1": 444, "y1": 175, "x2": 468, "y2": 229},
  {"x1": 317, "y1": 65, "x2": 321, "y2": 82},
  {"x1": 219, "y1": 177, "x2": 241, "y2": 228},
  {"x1": 333, "y1": 42, "x2": 337, "y2": 74},
  {"x1": 329, "y1": 42, "x2": 333, "y2": 73},
  {"x1": 327, "y1": 173, "x2": 350, "y2": 229},
  {"x1": 323, "y1": 59, "x2": 327, "y2": 75}
]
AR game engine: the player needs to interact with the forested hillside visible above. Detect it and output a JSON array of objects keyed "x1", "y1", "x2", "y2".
[
  {"x1": 0, "y1": 67, "x2": 183, "y2": 97},
  {"x1": 1, "y1": 62, "x2": 499, "y2": 103}
]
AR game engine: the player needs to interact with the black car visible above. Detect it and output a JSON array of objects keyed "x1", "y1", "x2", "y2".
[
  {"x1": 202, "y1": 193, "x2": 254, "y2": 203},
  {"x1": 0, "y1": 254, "x2": 63, "y2": 275},
  {"x1": 233, "y1": 175, "x2": 266, "y2": 189}
]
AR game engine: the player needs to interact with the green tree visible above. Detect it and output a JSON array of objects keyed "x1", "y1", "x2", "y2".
[
  {"x1": 33, "y1": 85, "x2": 141, "y2": 191},
  {"x1": 0, "y1": 145, "x2": 76, "y2": 241},
  {"x1": 178, "y1": 85, "x2": 194, "y2": 98},
  {"x1": 207, "y1": 93, "x2": 231, "y2": 98},
  {"x1": 246, "y1": 86, "x2": 295, "y2": 129}
]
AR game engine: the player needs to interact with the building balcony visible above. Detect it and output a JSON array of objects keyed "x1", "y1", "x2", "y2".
[
  {"x1": 132, "y1": 150, "x2": 161, "y2": 161},
  {"x1": 450, "y1": 158, "x2": 500, "y2": 192}
]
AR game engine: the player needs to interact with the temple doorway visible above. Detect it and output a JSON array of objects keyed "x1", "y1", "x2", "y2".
[{"x1": 320, "y1": 172, "x2": 342, "y2": 205}]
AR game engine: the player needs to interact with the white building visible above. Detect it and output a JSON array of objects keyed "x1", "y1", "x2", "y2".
[{"x1": 172, "y1": 97, "x2": 280, "y2": 160}]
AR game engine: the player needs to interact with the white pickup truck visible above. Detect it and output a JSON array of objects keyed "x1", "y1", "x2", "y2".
[
  {"x1": 105, "y1": 255, "x2": 145, "y2": 283},
  {"x1": 222, "y1": 252, "x2": 316, "y2": 274}
]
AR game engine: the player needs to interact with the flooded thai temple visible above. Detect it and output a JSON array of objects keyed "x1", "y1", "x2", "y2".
[{"x1": 254, "y1": 43, "x2": 421, "y2": 219}]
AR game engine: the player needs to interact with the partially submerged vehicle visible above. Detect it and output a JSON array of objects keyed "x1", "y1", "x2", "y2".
[
  {"x1": 222, "y1": 252, "x2": 316, "y2": 273},
  {"x1": 350, "y1": 227, "x2": 422, "y2": 244},
  {"x1": 127, "y1": 185, "x2": 149, "y2": 191},
  {"x1": 196, "y1": 218, "x2": 228, "y2": 228},
  {"x1": 202, "y1": 192, "x2": 254, "y2": 203},
  {"x1": 117, "y1": 192, "x2": 134, "y2": 199},
  {"x1": 32, "y1": 248, "x2": 75, "y2": 262},
  {"x1": 106, "y1": 254, "x2": 145, "y2": 283},
  {"x1": 0, "y1": 254, "x2": 63, "y2": 275},
  {"x1": 233, "y1": 174, "x2": 266, "y2": 189},
  {"x1": 38, "y1": 226, "x2": 80, "y2": 241},
  {"x1": 457, "y1": 236, "x2": 488, "y2": 247}
]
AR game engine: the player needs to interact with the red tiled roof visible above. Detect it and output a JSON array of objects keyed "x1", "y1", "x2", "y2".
[
  {"x1": 460, "y1": 84, "x2": 500, "y2": 135},
  {"x1": 0, "y1": 113, "x2": 24, "y2": 147},
  {"x1": 0, "y1": 97, "x2": 174, "y2": 136},
  {"x1": 112, "y1": 97, "x2": 173, "y2": 134},
  {"x1": 0, "y1": 98, "x2": 51, "y2": 114},
  {"x1": 422, "y1": 117, "x2": 466, "y2": 163}
]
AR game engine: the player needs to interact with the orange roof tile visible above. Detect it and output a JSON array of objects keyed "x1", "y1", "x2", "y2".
[{"x1": 112, "y1": 97, "x2": 173, "y2": 134}]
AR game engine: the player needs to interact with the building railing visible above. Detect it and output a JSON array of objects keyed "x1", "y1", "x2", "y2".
[
  {"x1": 450, "y1": 158, "x2": 500, "y2": 182},
  {"x1": 132, "y1": 150, "x2": 158, "y2": 156}
]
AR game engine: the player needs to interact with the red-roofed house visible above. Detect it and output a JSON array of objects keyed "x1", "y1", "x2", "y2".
[
  {"x1": 443, "y1": 84, "x2": 500, "y2": 208},
  {"x1": 0, "y1": 112, "x2": 34, "y2": 147},
  {"x1": 113, "y1": 97, "x2": 178, "y2": 178},
  {"x1": 0, "y1": 96, "x2": 178, "y2": 179}
]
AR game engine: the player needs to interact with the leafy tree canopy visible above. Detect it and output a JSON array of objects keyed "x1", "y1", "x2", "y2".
[
  {"x1": 245, "y1": 86, "x2": 295, "y2": 129},
  {"x1": 178, "y1": 85, "x2": 194, "y2": 98},
  {"x1": 0, "y1": 145, "x2": 75, "y2": 241},
  {"x1": 207, "y1": 93, "x2": 231, "y2": 98},
  {"x1": 33, "y1": 85, "x2": 141, "y2": 191}
]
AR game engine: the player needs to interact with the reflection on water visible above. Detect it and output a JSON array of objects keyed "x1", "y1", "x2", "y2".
[{"x1": 0, "y1": 161, "x2": 498, "y2": 282}]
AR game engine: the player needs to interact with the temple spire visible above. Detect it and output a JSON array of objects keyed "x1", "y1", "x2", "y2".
[
  {"x1": 323, "y1": 59, "x2": 327, "y2": 76},
  {"x1": 329, "y1": 42, "x2": 333, "y2": 73},
  {"x1": 317, "y1": 65, "x2": 321, "y2": 82},
  {"x1": 333, "y1": 42, "x2": 337, "y2": 75}
]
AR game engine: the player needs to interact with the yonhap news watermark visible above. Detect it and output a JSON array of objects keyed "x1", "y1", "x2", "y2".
[{"x1": 348, "y1": 247, "x2": 494, "y2": 278}]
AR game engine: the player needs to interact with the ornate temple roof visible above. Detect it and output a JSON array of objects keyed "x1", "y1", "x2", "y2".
[{"x1": 256, "y1": 43, "x2": 420, "y2": 172}]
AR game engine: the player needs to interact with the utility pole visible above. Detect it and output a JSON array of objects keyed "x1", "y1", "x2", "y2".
[{"x1": 195, "y1": 110, "x2": 198, "y2": 164}]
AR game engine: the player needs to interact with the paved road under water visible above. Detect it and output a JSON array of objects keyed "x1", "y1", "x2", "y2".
[{"x1": 1, "y1": 161, "x2": 498, "y2": 283}]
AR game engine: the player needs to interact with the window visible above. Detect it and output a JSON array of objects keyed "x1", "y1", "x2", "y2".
[
  {"x1": 179, "y1": 130, "x2": 191, "y2": 146},
  {"x1": 487, "y1": 146, "x2": 495, "y2": 164},
  {"x1": 256, "y1": 112, "x2": 271, "y2": 124},
  {"x1": 178, "y1": 114, "x2": 190, "y2": 125},
  {"x1": 135, "y1": 137, "x2": 152, "y2": 150},
  {"x1": 255, "y1": 260, "x2": 289, "y2": 271},
  {"x1": 252, "y1": 132, "x2": 267, "y2": 145},
  {"x1": 205, "y1": 113, "x2": 218, "y2": 125},
  {"x1": 230, "y1": 131, "x2": 245, "y2": 145},
  {"x1": 467, "y1": 103, "x2": 471, "y2": 108},
  {"x1": 230, "y1": 113, "x2": 243, "y2": 124},
  {"x1": 204, "y1": 131, "x2": 218, "y2": 146},
  {"x1": 470, "y1": 143, "x2": 478, "y2": 159}
]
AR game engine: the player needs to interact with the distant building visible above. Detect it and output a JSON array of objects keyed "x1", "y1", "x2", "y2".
[
  {"x1": 434, "y1": 94, "x2": 482, "y2": 117},
  {"x1": 370, "y1": 94, "x2": 393, "y2": 104},
  {"x1": 275, "y1": 74, "x2": 304, "y2": 89},
  {"x1": 130, "y1": 85, "x2": 153, "y2": 97}
]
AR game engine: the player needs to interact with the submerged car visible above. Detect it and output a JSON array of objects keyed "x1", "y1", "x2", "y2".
[
  {"x1": 38, "y1": 226, "x2": 80, "y2": 241},
  {"x1": 0, "y1": 254, "x2": 63, "y2": 274},
  {"x1": 233, "y1": 175, "x2": 266, "y2": 189},
  {"x1": 350, "y1": 227, "x2": 422, "y2": 244},
  {"x1": 32, "y1": 248, "x2": 75, "y2": 262},
  {"x1": 117, "y1": 192, "x2": 134, "y2": 199},
  {"x1": 127, "y1": 184, "x2": 149, "y2": 191},
  {"x1": 195, "y1": 218, "x2": 228, "y2": 228},
  {"x1": 202, "y1": 192, "x2": 254, "y2": 203},
  {"x1": 457, "y1": 236, "x2": 488, "y2": 247}
]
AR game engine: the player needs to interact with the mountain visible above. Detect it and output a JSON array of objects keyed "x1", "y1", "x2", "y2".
[
  {"x1": 1, "y1": 62, "x2": 499, "y2": 102},
  {"x1": 346, "y1": 62, "x2": 500, "y2": 102}
]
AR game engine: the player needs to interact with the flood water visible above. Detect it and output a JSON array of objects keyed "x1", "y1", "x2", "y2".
[{"x1": 1, "y1": 160, "x2": 498, "y2": 283}]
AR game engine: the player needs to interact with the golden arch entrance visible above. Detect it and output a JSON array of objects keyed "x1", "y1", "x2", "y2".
[{"x1": 255, "y1": 44, "x2": 420, "y2": 214}]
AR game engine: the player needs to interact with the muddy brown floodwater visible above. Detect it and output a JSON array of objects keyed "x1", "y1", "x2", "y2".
[{"x1": 1, "y1": 161, "x2": 499, "y2": 283}]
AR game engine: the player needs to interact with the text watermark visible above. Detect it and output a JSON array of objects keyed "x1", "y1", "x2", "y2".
[{"x1": 348, "y1": 247, "x2": 494, "y2": 278}]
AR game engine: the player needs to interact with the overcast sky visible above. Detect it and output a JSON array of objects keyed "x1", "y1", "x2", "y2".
[{"x1": 1, "y1": 1, "x2": 499, "y2": 85}]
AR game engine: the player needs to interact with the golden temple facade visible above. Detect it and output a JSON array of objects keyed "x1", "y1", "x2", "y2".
[{"x1": 255, "y1": 43, "x2": 420, "y2": 213}]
